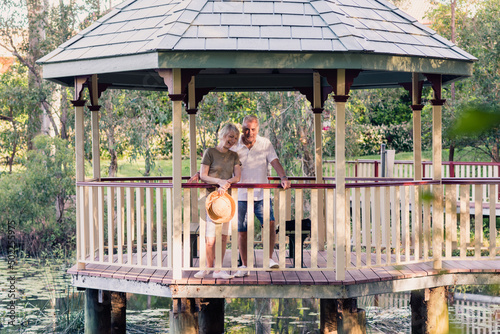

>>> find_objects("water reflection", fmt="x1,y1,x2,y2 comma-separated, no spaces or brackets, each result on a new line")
225,298,319,333
1,258,498,333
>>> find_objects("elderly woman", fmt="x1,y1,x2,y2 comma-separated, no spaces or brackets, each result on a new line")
194,123,241,279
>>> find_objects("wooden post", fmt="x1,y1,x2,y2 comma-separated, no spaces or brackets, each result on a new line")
90,73,101,181
111,292,126,334
85,289,111,334
320,298,366,334
170,69,184,279
334,69,348,281
412,73,423,181
411,287,449,334
72,77,87,270
187,76,199,236
199,298,224,334
89,104,101,258
157,68,185,277
428,74,445,270
170,298,198,334
313,71,325,250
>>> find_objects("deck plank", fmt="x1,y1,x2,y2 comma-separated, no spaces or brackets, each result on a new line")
282,269,300,285
69,248,500,290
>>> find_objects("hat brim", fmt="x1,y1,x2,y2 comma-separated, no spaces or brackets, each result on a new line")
206,191,236,224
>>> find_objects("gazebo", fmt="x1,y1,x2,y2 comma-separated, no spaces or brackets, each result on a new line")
39,0,500,332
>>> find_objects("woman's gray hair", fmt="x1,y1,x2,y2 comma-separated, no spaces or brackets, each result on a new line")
219,123,240,141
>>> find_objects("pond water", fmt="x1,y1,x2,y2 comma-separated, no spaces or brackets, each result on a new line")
1,258,498,333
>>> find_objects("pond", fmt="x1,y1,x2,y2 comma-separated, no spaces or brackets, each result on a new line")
1,258,498,333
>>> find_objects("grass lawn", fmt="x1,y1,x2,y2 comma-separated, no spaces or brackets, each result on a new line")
93,146,493,178
346,147,492,162
93,158,201,178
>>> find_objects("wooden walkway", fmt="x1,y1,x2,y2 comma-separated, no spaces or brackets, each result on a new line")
68,250,500,299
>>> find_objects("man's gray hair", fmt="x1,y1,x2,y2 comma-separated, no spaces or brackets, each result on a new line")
242,114,259,125
219,123,240,141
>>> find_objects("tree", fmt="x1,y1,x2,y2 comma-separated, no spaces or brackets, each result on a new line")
0,64,31,172
0,0,87,144
427,0,500,161
0,135,75,226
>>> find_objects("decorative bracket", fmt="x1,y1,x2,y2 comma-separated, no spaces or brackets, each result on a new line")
424,73,446,105
156,68,202,98
86,74,109,107
73,76,90,102
399,81,424,105
317,69,362,97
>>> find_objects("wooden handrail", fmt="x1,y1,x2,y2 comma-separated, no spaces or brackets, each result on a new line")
325,159,500,167
79,177,500,189
77,181,173,188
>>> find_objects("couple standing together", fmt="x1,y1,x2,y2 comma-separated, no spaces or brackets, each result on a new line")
191,115,291,279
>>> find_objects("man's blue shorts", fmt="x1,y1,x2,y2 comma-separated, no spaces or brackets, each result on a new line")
238,199,275,232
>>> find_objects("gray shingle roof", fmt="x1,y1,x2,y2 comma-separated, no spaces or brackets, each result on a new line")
39,0,475,64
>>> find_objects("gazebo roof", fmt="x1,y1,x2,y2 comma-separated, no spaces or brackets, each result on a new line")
39,0,476,91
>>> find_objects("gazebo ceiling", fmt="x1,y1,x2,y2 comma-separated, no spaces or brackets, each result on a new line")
38,0,476,91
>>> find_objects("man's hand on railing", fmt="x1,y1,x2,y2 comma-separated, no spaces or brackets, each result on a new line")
280,176,291,190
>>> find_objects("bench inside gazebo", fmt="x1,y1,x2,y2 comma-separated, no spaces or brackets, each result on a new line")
38,0,500,332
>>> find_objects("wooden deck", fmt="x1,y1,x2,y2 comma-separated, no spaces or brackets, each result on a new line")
68,250,500,299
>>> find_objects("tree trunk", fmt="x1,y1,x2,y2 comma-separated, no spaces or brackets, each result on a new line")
7,107,18,173
103,94,118,177
299,124,315,176
492,139,500,162
60,88,69,140
26,0,46,149
448,142,455,162
107,127,118,177
56,193,66,223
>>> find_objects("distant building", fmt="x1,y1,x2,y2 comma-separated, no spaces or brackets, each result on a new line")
0,45,16,74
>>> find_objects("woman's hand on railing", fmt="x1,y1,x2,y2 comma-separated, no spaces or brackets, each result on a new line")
217,179,231,194
187,171,200,183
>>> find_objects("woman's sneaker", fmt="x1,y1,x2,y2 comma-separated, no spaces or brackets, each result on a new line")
269,258,279,269
234,265,249,278
194,270,210,278
213,271,233,279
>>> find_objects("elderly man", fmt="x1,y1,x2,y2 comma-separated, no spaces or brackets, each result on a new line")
233,115,291,277
190,115,291,277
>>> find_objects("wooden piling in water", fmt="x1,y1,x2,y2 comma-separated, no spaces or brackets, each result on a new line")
85,289,111,334
320,298,366,334
170,298,199,334
411,287,449,334
111,291,126,334
199,298,225,334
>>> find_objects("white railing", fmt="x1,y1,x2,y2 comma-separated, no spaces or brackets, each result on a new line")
76,178,174,270
75,176,500,279
324,160,500,180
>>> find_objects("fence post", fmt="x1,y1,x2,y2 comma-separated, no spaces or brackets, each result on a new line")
374,161,379,177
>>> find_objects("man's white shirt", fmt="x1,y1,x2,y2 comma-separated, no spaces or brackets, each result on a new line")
231,135,278,201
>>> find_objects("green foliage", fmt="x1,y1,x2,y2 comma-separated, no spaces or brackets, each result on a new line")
0,135,75,229
350,88,413,126
449,103,500,138
257,92,315,176
0,64,31,171
197,92,255,154
345,122,413,156
427,0,500,161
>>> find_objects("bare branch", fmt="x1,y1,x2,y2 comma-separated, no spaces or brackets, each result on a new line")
0,114,13,121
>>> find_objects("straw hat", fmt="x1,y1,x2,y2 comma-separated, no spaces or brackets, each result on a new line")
206,191,236,224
